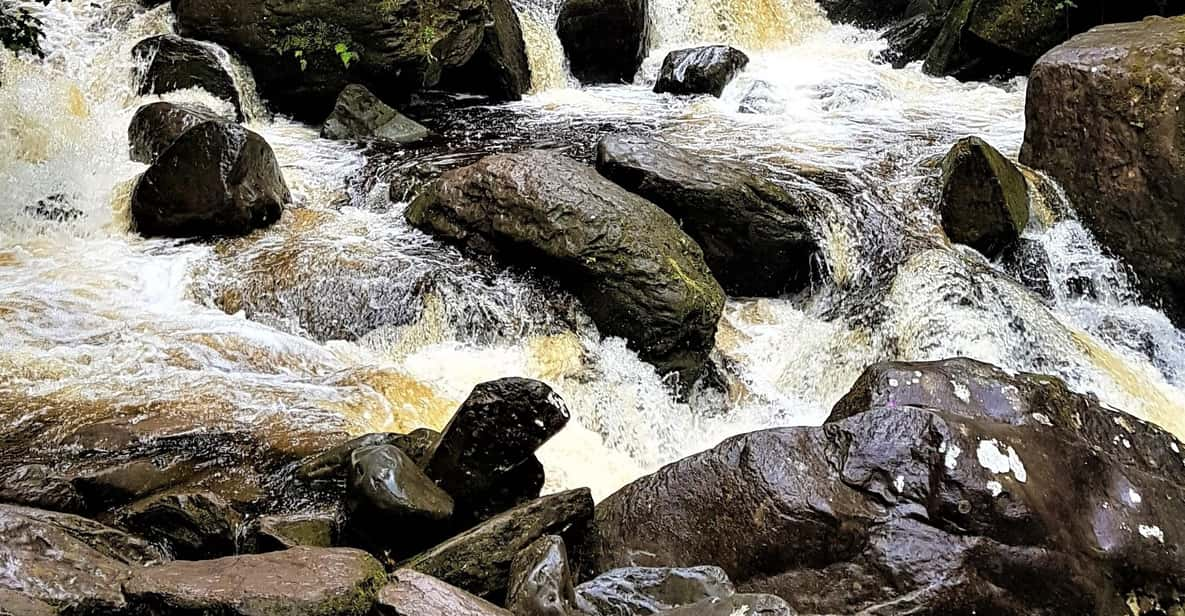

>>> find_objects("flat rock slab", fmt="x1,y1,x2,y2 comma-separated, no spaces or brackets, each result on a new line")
375,569,513,615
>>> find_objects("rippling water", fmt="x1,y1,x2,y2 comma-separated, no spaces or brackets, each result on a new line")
2,0,1183,500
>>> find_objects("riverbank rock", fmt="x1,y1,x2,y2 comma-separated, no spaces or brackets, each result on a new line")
596,135,818,297
574,566,734,615
321,84,430,144
125,547,385,615
376,569,514,615
507,535,576,616
654,46,749,97
405,150,725,384
132,34,242,120
440,0,530,100
939,136,1028,258
116,491,241,559
130,118,290,238
557,0,648,84
583,357,1185,614
172,0,490,120
128,101,225,164
1020,16,1185,325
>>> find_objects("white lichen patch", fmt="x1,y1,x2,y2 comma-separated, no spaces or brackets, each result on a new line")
888,378,899,387
1007,447,1027,482
894,475,905,493
1172,442,1180,454
987,480,1003,497
1139,525,1165,543
977,439,1027,483
1127,489,1142,505
951,380,970,403
1113,415,1135,433
945,443,962,470
1122,438,1132,449
1032,413,1053,426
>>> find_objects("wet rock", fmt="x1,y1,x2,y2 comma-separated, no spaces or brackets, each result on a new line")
132,34,242,120
574,567,734,616
662,594,796,616
1000,237,1053,299
0,590,57,616
0,464,87,513
507,535,576,616
584,358,1185,614
116,491,241,559
557,0,648,84
816,0,912,27
813,81,891,111
405,150,725,383
172,0,489,120
938,136,1029,258
423,378,567,521
403,489,594,601
1020,16,1185,325
737,80,784,115
70,457,199,510
440,0,530,100
128,101,225,165
321,84,430,144
654,46,749,98
125,546,385,615
877,13,943,68
375,569,514,615
344,444,454,554
596,134,818,297
249,512,337,552
297,430,438,483
24,193,83,223
130,118,290,238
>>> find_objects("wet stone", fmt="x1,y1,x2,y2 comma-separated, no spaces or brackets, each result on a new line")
507,535,577,616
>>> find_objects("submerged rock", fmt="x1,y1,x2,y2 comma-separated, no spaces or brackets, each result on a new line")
574,566,734,615
596,134,818,297
507,535,577,616
440,0,531,100
321,84,430,144
654,46,749,97
132,34,242,119
1020,16,1185,325
116,491,241,560
375,569,514,615
663,594,796,616
557,0,648,84
127,101,225,165
404,150,725,383
737,80,785,115
1000,237,1053,299
938,136,1028,258
130,118,290,238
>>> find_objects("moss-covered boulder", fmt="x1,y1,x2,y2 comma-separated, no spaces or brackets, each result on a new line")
938,136,1028,258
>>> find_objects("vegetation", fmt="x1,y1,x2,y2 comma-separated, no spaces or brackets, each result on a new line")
0,0,52,57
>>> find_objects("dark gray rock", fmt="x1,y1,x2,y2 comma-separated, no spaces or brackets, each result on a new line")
116,491,241,559
132,34,242,120
1000,237,1053,299
321,84,430,144
507,535,576,616
816,0,912,27
654,46,749,98
939,136,1029,258
347,444,454,530
128,101,225,165
440,0,531,100
574,567,734,616
557,0,648,84
877,13,943,68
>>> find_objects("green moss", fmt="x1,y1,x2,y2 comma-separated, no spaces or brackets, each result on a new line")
272,19,356,59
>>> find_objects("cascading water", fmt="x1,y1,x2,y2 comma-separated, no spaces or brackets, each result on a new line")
2,0,1184,505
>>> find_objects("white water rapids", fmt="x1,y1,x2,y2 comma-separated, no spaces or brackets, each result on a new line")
2,0,1184,501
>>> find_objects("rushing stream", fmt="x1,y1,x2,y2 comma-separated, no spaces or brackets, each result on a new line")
3,0,1185,502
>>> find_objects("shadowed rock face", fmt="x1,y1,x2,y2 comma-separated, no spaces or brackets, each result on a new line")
1020,16,1185,326
557,0,648,84
583,358,1185,615
938,136,1029,259
440,0,531,100
321,84,430,144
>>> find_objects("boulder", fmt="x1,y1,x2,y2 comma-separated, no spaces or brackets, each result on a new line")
0,464,87,513
172,0,490,120
938,136,1029,258
70,457,201,510
404,150,725,383
440,0,531,100
130,118,290,238
321,84,430,144
877,13,943,69
816,0,912,27
556,0,648,84
124,547,386,615
596,135,818,297
583,358,1185,614
403,489,594,601
653,46,749,98
1019,16,1185,325
249,512,336,552
128,101,225,165
132,34,242,120
344,444,455,556
375,569,513,615
296,430,439,483
507,535,576,616
574,567,734,616
116,491,241,559
662,594,796,616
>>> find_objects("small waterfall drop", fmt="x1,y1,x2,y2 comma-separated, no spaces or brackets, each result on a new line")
513,1,576,92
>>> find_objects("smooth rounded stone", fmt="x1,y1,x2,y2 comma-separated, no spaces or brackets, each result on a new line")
172,0,489,120
128,101,226,164
405,150,725,384
249,512,337,552
297,430,439,483
132,34,242,119
574,567,734,616
661,594,796,616
999,237,1053,299
439,0,530,100
0,504,165,614
584,357,1185,614
556,0,648,84
653,46,749,98
321,84,430,144
375,569,513,616
423,378,568,519
124,547,386,616
938,136,1029,259
130,119,290,238
0,464,87,513
403,489,594,602
595,134,818,297
1020,16,1185,326
348,444,454,522
507,535,576,616
737,80,784,115
116,491,241,560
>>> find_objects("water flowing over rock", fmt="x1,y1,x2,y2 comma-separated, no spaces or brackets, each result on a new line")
574,566,734,615
596,134,818,297
132,34,243,120
877,13,943,69
938,136,1029,258
127,101,226,164
375,569,514,615
654,46,749,97
556,0,648,84
663,594,797,616
737,80,785,115
130,118,290,238
506,535,577,616
0,465,87,514
1020,15,1185,326
439,0,531,100
321,84,431,144
583,358,1185,614
404,150,725,384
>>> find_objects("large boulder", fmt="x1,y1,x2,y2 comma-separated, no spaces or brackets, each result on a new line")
596,135,818,297
127,101,226,165
404,150,725,383
440,0,531,100
653,46,749,98
583,358,1185,614
938,136,1029,258
344,444,455,556
877,13,944,69
1020,16,1185,325
375,569,513,615
130,118,290,238
556,0,648,84
132,34,243,120
321,83,430,144
171,0,490,120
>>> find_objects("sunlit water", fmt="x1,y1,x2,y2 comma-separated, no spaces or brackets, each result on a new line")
2,0,1184,501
